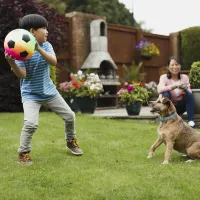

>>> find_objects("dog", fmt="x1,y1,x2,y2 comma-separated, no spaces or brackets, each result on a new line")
147,97,200,165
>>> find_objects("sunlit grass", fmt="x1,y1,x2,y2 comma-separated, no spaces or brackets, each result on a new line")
0,112,200,200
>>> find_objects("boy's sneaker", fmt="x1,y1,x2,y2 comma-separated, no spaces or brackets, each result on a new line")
67,138,83,155
18,152,33,166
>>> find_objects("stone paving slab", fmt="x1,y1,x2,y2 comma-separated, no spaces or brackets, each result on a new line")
93,106,200,125
92,106,159,122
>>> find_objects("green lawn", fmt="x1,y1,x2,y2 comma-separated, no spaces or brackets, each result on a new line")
0,112,200,200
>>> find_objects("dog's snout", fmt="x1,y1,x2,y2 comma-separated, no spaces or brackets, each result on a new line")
150,108,156,113
148,101,156,107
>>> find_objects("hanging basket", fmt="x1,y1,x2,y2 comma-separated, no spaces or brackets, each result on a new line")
141,55,152,60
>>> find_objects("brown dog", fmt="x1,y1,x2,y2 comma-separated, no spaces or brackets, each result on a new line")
147,97,200,165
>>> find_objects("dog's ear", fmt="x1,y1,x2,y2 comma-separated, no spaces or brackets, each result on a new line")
161,97,171,105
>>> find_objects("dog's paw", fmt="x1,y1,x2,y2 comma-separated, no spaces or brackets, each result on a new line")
147,152,153,159
161,160,169,165
185,159,194,163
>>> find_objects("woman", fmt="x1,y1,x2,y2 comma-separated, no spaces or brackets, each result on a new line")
157,56,196,128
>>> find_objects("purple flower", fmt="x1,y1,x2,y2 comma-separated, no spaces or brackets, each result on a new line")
127,85,133,92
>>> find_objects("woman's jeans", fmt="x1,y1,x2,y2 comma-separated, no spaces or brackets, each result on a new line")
162,91,194,121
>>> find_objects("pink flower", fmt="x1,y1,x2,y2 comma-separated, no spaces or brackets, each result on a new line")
117,88,124,95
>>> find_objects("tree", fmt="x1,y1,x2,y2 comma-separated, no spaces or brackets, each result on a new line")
36,0,66,15
0,0,67,53
65,0,136,27
0,0,67,111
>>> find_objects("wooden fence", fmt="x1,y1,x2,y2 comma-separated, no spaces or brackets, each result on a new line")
107,24,170,83
56,19,172,84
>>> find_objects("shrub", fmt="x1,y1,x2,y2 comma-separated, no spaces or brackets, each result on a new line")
0,0,67,53
50,65,57,86
189,61,200,88
180,27,200,70
0,0,65,111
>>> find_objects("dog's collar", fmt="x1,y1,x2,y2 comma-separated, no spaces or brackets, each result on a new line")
159,113,177,122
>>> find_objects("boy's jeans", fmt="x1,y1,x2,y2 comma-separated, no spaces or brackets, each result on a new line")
162,91,194,122
18,95,76,153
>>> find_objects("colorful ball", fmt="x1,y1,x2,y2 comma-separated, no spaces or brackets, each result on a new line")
4,29,36,61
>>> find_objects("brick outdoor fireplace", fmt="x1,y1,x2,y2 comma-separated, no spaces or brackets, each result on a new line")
80,19,120,107
65,12,120,107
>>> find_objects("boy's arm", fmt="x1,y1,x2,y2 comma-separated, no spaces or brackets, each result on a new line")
36,42,57,66
5,53,26,79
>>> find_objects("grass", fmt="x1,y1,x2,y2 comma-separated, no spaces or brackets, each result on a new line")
0,112,200,200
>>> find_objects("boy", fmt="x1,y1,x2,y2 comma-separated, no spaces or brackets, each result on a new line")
5,14,83,166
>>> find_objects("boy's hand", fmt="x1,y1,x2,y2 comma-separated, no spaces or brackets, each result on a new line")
35,40,41,52
4,52,15,64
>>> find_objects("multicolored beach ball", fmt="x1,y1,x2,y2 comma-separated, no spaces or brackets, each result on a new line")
4,29,36,60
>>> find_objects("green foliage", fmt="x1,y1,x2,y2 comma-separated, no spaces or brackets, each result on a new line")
180,27,200,70
189,61,200,88
36,0,66,14
65,0,136,27
117,82,150,104
0,0,66,53
50,65,57,86
122,61,145,83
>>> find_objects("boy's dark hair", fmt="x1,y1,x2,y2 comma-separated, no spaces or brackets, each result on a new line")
19,14,48,31
167,56,181,80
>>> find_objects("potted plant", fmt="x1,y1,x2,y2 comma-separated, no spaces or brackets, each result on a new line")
77,71,104,114
117,82,150,115
145,81,158,101
189,61,200,114
136,40,160,60
59,82,79,113
122,60,145,83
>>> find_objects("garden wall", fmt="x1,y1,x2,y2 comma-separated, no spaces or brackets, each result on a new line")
63,12,178,84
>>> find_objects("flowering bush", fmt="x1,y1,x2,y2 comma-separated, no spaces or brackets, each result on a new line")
136,40,160,57
59,81,78,98
59,70,104,99
145,81,158,99
59,70,84,98
77,71,104,98
117,82,150,104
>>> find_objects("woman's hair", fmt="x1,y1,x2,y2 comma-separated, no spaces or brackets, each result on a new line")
19,14,48,31
167,56,181,79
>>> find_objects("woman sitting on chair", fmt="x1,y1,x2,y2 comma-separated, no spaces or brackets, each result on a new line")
157,56,196,128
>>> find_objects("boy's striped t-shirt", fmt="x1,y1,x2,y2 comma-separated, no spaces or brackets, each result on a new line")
15,41,59,103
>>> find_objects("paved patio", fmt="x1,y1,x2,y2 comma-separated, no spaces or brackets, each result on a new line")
92,106,160,123
92,106,198,125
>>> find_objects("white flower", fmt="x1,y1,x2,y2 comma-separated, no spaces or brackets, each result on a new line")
94,74,100,82
90,84,95,90
95,83,103,90
77,70,83,76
